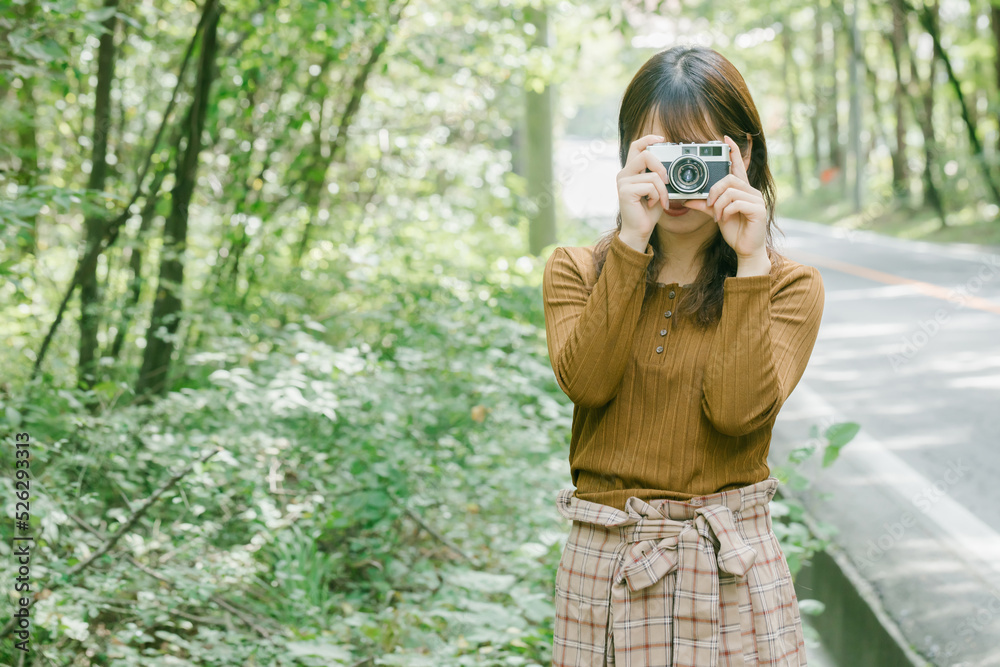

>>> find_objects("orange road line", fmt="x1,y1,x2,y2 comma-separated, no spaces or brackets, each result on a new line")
787,249,1000,316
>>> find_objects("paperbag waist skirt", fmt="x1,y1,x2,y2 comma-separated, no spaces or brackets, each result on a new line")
552,476,808,667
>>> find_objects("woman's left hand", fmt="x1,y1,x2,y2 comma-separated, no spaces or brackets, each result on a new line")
684,135,767,259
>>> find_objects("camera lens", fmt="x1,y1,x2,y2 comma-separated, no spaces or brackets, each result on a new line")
668,156,708,194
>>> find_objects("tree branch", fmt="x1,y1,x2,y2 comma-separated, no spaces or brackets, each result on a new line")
0,447,222,640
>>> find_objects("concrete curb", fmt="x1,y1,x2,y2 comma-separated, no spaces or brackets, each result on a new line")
776,487,934,667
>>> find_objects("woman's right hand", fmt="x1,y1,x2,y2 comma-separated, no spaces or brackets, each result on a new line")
616,134,670,248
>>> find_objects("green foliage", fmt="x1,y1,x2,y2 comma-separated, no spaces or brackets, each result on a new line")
0,262,571,663
769,420,859,627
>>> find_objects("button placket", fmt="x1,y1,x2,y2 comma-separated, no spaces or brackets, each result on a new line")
652,287,677,357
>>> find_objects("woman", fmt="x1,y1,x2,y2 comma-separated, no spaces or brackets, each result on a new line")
541,45,825,666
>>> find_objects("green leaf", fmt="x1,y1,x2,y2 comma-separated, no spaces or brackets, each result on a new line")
286,641,353,660
5,405,22,428
85,6,118,22
822,443,843,468
787,443,816,464
449,569,516,593
824,422,860,448
787,468,810,491
798,598,826,616
21,38,68,63
770,464,792,485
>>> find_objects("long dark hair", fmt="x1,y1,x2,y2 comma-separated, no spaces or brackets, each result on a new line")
592,45,786,329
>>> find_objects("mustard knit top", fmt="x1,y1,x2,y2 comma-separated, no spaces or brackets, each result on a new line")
541,231,825,511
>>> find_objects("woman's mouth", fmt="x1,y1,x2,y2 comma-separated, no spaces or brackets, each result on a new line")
664,201,689,217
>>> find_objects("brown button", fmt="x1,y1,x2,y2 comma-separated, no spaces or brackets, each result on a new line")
664,310,672,318
660,329,667,336
655,345,664,353
668,290,676,298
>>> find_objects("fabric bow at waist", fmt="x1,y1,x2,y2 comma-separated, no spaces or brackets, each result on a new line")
616,503,758,591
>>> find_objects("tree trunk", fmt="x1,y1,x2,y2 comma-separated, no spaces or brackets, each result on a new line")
811,9,823,176
889,0,909,199
108,166,168,360
15,76,38,255
917,0,1000,206
12,0,39,255
78,0,119,392
525,3,557,256
847,0,862,212
827,15,843,176
135,0,221,399
904,6,948,227
780,25,803,195
993,4,1000,156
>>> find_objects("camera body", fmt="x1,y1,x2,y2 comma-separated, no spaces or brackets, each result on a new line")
644,140,731,199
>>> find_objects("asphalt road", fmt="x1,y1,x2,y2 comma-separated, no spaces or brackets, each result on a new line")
772,219,1000,667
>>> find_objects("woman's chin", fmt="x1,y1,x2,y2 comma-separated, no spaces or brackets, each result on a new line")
658,207,713,227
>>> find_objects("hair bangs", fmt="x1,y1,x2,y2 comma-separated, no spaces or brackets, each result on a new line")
645,93,719,145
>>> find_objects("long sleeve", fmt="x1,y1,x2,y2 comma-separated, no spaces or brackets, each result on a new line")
542,233,654,408
701,264,825,437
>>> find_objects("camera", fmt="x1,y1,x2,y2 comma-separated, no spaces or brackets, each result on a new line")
644,140,731,199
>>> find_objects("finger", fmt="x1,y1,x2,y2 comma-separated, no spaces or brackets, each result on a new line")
621,173,669,210
720,199,763,223
712,189,755,221
623,134,666,175
640,150,671,183
624,182,662,210
684,199,709,214
621,140,669,181
725,135,750,185
706,174,756,207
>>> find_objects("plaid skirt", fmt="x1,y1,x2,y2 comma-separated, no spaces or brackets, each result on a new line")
552,476,807,666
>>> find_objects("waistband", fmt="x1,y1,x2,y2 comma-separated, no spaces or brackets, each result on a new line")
557,476,779,528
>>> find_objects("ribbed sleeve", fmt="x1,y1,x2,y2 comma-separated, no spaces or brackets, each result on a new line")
542,233,654,408
701,266,826,436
